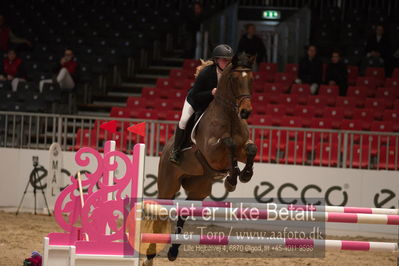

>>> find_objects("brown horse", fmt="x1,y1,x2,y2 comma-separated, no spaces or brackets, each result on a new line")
143,53,257,265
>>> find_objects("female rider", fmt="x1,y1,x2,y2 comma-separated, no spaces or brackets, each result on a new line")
169,44,234,164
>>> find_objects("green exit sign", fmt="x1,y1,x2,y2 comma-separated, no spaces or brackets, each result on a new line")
263,10,280,19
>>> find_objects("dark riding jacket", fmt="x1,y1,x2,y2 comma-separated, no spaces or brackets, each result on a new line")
186,64,218,112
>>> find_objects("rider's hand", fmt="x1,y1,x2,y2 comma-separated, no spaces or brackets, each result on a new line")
212,88,217,95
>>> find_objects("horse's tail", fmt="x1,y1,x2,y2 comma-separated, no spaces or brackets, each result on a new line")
194,59,214,78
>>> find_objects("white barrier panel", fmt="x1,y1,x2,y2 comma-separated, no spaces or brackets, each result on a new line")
1,147,398,237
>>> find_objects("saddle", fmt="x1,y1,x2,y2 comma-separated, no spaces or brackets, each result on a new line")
180,111,228,176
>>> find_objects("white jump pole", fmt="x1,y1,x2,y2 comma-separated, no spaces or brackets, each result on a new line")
144,199,399,215
143,204,399,225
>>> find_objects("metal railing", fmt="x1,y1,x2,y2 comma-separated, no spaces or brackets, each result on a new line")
1,111,398,171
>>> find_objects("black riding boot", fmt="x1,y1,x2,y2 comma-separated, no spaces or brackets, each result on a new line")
169,127,185,164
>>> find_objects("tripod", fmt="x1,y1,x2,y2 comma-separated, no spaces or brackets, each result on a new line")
16,164,51,216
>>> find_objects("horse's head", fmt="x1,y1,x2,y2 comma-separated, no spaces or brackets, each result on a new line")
229,52,256,120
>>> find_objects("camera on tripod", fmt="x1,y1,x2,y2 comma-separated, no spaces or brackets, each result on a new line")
32,156,39,167
16,155,51,216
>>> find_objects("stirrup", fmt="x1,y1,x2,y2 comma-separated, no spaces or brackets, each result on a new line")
169,149,181,164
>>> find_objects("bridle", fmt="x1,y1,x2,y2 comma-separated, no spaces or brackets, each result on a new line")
215,67,252,113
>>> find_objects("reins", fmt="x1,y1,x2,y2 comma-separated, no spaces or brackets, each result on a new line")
215,67,252,113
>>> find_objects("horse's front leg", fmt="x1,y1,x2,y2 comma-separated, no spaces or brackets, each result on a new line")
167,215,187,261
239,140,257,183
221,137,240,192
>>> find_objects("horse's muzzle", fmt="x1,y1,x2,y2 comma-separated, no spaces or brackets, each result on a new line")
240,109,252,119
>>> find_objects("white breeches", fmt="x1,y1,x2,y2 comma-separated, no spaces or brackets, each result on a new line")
11,78,26,92
178,99,195,130
39,68,75,92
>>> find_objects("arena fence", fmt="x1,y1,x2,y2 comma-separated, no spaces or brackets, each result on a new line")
0,111,398,170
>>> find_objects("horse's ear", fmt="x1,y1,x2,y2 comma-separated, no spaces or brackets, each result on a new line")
249,55,257,66
231,53,239,67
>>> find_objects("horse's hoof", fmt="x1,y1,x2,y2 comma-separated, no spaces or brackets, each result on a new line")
167,247,179,261
239,168,253,183
143,259,153,266
224,178,236,192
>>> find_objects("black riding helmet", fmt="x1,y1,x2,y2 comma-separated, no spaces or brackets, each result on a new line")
212,44,234,59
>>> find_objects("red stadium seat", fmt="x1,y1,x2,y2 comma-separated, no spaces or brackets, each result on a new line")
377,146,398,170
253,104,267,115
254,138,278,162
169,78,187,90
181,79,195,90
263,83,289,94
127,108,143,118
266,105,286,116
104,132,130,152
253,72,267,84
284,63,298,76
74,129,97,150
170,100,183,111
258,62,278,74
253,93,268,104
126,96,143,109
322,107,345,120
249,114,272,126
169,69,189,79
279,94,298,106
365,98,393,109
384,78,399,88
356,76,377,91
335,96,365,108
274,72,295,85
307,95,331,116
365,67,385,86
156,78,173,89
279,141,306,164
183,59,200,72
392,68,399,79
157,123,176,145
169,89,186,100
252,81,264,93
395,99,399,110
313,143,339,166
157,89,171,99
294,105,315,118
371,121,394,132
110,107,129,118
308,95,329,108
346,145,371,168
312,118,333,129
376,87,398,98
347,66,359,85
142,87,159,99
281,116,303,128
319,84,339,96
291,84,311,95
343,107,355,119
154,99,173,111
267,94,282,105
340,119,364,131
165,110,181,121
353,108,381,122
138,109,158,120
383,110,399,121
347,86,368,98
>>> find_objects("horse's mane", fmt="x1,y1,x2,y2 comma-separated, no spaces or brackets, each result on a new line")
215,64,234,98
194,59,214,78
